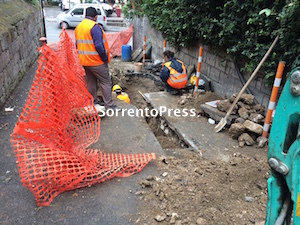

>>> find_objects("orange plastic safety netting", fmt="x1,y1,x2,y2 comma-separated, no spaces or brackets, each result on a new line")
48,25,133,58
10,29,155,206
106,24,133,57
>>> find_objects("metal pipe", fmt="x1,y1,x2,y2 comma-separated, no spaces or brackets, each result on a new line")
40,0,47,42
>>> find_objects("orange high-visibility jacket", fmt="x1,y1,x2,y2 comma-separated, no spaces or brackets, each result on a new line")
75,19,110,66
164,60,187,89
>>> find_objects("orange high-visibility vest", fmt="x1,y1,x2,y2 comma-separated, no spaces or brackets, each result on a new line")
75,19,110,66
117,93,130,104
164,60,187,89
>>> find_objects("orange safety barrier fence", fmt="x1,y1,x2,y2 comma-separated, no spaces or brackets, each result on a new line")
106,24,133,58
48,25,133,59
10,29,155,206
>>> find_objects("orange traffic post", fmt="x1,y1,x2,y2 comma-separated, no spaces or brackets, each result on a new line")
163,39,167,68
193,46,203,96
262,61,285,138
143,36,146,66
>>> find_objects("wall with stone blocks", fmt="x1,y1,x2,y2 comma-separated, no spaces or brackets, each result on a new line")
0,1,41,107
133,16,272,109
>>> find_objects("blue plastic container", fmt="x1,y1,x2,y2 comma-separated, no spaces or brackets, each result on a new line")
121,45,131,62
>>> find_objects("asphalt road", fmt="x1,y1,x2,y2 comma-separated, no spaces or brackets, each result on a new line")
44,6,128,43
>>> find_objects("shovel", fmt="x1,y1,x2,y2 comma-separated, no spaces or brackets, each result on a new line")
214,34,279,133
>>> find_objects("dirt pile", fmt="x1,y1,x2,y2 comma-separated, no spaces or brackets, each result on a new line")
134,150,268,225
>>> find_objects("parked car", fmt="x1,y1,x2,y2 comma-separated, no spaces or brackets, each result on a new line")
90,0,114,16
61,0,81,11
101,3,113,16
56,3,107,30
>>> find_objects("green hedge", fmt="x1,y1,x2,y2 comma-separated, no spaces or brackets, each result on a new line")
130,0,299,83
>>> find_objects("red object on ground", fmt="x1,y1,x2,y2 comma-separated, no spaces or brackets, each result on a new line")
10,29,155,206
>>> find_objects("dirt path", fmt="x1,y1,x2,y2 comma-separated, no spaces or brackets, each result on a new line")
109,58,269,225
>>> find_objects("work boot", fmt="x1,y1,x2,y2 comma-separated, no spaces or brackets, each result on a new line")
94,98,104,106
94,104,106,113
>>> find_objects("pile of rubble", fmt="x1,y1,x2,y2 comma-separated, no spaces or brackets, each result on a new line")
217,93,266,147
135,150,268,224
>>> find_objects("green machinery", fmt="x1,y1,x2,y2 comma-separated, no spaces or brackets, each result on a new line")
266,67,300,224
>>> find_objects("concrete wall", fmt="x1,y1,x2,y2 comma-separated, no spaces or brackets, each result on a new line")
133,16,272,108
0,0,41,107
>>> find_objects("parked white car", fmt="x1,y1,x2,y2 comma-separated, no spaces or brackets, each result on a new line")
100,3,113,16
56,3,107,30
91,0,114,16
61,0,81,11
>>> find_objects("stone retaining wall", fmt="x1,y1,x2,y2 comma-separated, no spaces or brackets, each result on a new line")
133,16,272,108
0,0,42,107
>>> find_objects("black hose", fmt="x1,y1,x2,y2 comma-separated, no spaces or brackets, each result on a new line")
234,62,258,105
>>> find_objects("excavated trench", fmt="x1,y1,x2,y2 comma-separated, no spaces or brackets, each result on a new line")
113,71,190,149
109,60,222,150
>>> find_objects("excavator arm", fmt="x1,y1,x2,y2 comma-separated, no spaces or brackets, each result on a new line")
266,67,300,224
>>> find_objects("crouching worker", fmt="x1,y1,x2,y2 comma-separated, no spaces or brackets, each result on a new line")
160,50,187,95
112,84,130,104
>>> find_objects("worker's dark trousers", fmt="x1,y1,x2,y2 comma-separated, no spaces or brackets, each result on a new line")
84,63,114,108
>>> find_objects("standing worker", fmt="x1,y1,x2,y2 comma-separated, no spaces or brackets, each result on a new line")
160,50,187,95
75,7,119,111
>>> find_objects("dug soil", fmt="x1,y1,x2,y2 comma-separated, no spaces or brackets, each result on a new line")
109,58,269,225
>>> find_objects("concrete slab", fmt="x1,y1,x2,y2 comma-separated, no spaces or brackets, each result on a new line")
144,91,254,161
200,103,238,125
0,63,163,225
